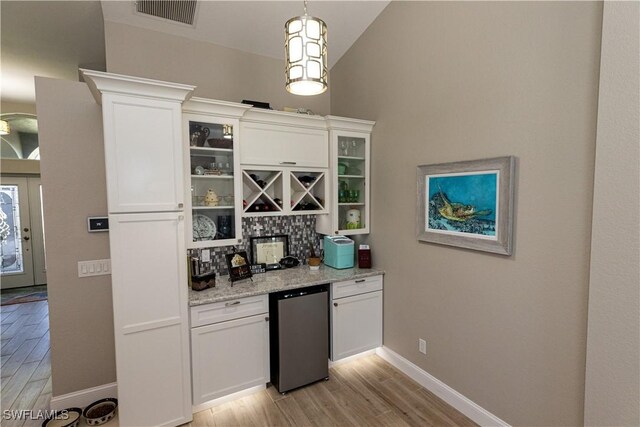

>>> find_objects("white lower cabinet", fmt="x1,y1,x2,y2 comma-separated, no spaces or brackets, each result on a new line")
190,295,270,408
109,212,192,427
331,275,383,361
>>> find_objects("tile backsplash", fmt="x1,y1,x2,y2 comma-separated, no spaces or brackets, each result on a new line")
188,215,322,276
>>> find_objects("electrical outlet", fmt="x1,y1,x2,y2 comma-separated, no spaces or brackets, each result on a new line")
419,338,427,355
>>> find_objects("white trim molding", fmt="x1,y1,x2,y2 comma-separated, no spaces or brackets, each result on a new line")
376,347,510,427
80,69,195,105
50,382,118,411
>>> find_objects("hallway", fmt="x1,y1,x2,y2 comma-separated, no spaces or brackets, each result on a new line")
1,300,51,426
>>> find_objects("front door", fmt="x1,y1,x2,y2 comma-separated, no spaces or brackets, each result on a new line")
0,176,46,288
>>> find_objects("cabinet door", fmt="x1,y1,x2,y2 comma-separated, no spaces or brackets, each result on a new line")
191,314,270,406
102,93,184,213
240,122,328,168
184,115,242,248
109,212,191,426
316,127,373,236
331,291,382,361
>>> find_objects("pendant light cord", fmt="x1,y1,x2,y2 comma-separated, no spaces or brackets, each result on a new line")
304,0,308,15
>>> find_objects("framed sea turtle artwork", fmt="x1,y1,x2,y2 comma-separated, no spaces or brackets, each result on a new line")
416,157,516,255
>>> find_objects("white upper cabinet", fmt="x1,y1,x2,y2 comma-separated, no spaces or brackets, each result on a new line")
81,69,195,214
182,98,251,248
316,116,375,236
240,109,328,168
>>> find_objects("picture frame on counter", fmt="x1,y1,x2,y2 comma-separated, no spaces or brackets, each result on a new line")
250,234,289,266
225,251,253,284
416,156,516,255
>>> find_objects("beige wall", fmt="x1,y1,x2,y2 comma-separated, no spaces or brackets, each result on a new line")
331,2,602,425
584,2,640,425
35,77,116,396
1,101,37,115
104,21,330,116
0,159,40,175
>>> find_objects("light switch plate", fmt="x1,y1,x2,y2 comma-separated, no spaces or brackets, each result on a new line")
78,259,111,278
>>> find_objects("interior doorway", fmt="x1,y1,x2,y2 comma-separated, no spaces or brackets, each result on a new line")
0,176,47,289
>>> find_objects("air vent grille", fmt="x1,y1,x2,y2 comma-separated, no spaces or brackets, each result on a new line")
135,0,197,26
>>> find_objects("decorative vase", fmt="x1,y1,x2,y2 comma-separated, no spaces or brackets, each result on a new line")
346,209,361,229
204,189,219,207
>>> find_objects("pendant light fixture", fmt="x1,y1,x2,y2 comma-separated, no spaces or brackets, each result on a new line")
285,0,327,96
0,119,9,135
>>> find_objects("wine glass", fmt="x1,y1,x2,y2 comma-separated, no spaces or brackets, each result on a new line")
349,140,358,157
339,140,348,156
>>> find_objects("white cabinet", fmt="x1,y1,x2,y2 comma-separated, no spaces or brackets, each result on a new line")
82,70,195,427
109,212,192,426
190,295,270,409
240,109,328,168
316,116,375,236
183,98,251,248
83,71,193,214
331,275,383,361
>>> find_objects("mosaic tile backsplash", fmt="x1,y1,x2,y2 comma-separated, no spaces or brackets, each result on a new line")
188,215,322,276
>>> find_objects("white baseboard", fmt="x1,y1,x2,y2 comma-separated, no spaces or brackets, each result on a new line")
376,347,510,427
50,382,118,411
192,384,265,413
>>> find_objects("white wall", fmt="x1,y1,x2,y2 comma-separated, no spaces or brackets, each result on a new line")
584,2,640,425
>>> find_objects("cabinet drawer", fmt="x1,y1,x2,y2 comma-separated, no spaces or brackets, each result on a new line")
190,294,268,327
332,275,383,299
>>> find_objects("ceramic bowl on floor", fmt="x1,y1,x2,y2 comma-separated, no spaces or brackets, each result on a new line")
83,398,118,426
42,408,82,427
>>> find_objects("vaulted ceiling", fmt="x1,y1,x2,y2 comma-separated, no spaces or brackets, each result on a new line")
1,1,389,105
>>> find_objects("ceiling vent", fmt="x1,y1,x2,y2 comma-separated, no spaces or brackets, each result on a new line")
135,0,197,26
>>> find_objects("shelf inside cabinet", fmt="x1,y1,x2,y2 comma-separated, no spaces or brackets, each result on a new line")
190,147,233,155
193,206,235,210
191,174,234,179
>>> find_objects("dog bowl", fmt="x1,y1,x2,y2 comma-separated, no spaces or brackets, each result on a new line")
83,398,118,426
41,408,82,427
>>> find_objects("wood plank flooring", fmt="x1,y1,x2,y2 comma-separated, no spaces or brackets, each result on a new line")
188,355,477,427
1,300,51,427
1,301,475,426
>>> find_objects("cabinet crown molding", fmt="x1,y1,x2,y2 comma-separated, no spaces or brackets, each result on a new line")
183,98,252,118
242,108,328,130
80,69,195,105
325,115,375,133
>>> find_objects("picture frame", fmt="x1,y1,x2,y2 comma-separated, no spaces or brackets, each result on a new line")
225,251,253,284
250,234,289,265
417,156,516,255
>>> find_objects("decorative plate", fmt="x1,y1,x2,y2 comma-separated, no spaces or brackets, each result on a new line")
193,214,217,241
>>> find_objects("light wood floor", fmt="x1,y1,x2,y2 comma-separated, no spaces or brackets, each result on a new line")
0,302,476,427
1,300,52,427
189,355,477,427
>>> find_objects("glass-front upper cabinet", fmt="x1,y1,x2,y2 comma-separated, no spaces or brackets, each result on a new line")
183,99,251,248
316,116,375,236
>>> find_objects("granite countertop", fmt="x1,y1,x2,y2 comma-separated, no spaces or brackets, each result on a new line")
189,265,385,306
